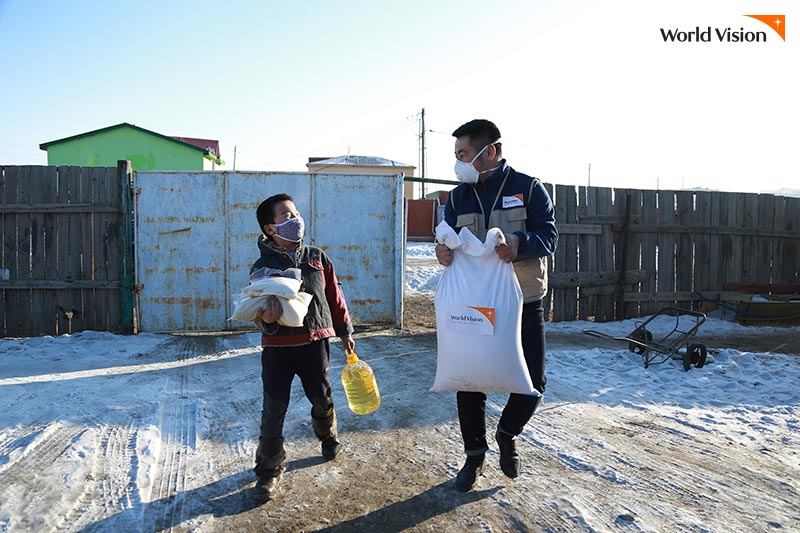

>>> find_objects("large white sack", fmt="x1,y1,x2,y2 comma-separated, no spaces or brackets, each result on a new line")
431,221,535,394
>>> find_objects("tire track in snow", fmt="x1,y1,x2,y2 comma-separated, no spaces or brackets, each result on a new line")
53,334,257,533
0,423,88,532
0,424,47,473
143,336,196,533
571,414,726,524
510,402,799,531
141,334,254,533
184,334,264,514
55,420,142,532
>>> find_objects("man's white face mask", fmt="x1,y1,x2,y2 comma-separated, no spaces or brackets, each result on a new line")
453,141,497,184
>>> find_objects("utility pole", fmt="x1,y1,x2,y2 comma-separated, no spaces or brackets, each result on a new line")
419,108,426,199
233,145,237,171
588,163,591,187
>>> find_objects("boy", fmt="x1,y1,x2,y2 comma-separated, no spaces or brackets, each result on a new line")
251,193,355,501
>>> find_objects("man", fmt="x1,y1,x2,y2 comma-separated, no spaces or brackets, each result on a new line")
435,119,558,491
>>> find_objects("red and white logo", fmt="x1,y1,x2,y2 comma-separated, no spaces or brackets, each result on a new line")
502,194,524,208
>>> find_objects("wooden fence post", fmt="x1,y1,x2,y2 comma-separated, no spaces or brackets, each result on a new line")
615,193,632,320
117,160,135,334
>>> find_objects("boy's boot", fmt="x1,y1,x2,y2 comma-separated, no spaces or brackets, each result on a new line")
495,428,520,478
254,437,286,501
312,409,341,460
455,453,485,492
311,394,341,460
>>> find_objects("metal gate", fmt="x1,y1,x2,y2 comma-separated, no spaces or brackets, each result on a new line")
134,171,403,332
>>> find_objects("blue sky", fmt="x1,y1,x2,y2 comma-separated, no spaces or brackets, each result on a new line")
1,0,797,195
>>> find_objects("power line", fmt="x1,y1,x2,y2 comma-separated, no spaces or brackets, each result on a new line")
246,115,419,169
353,120,417,155
296,120,419,174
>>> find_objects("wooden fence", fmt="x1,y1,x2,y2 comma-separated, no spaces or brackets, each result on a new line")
544,184,800,322
2,166,798,336
1,163,134,337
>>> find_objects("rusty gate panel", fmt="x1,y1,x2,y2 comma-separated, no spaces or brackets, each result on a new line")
135,171,403,332
134,172,227,332
310,173,403,325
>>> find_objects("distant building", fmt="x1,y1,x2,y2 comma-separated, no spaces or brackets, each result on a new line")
40,122,224,171
307,155,416,199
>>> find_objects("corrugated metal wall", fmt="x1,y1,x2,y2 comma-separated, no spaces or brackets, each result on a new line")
134,171,403,332
405,199,437,242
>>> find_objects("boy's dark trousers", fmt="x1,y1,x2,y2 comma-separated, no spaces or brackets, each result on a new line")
255,338,337,475
457,299,546,455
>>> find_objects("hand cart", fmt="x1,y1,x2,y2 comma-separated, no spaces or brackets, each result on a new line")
583,307,708,370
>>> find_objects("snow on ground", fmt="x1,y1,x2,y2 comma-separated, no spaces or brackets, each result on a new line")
404,242,442,295
0,242,798,532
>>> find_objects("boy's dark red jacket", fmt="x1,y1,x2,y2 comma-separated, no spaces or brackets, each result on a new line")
251,236,353,347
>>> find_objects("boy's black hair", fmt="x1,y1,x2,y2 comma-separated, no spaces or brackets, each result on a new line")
452,119,502,157
256,193,294,234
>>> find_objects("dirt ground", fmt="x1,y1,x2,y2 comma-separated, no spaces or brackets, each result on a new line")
3,294,798,532
179,296,797,532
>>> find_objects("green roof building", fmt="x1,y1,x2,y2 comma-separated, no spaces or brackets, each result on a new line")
40,122,224,171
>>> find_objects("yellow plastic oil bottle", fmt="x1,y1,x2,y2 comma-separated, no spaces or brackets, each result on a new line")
341,350,381,415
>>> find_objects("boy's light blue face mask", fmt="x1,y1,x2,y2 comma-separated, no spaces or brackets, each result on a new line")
274,215,305,242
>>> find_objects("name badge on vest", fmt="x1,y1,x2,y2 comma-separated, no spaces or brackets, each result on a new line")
502,194,524,208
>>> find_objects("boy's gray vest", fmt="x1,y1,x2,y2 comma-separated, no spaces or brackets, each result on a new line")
452,177,548,303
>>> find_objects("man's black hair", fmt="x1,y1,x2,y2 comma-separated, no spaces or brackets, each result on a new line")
257,193,294,234
452,119,502,157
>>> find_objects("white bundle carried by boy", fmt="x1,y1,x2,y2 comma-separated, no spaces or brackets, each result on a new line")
431,221,535,394
229,267,312,327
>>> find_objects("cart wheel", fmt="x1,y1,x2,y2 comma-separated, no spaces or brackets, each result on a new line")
689,343,707,368
628,328,653,355
682,350,693,371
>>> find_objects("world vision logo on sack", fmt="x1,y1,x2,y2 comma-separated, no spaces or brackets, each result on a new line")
448,306,496,335
660,14,785,43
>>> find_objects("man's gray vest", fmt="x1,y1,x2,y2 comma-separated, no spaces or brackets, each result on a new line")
452,177,548,303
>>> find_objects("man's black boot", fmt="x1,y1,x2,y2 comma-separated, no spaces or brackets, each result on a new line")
455,454,485,492
496,429,520,478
